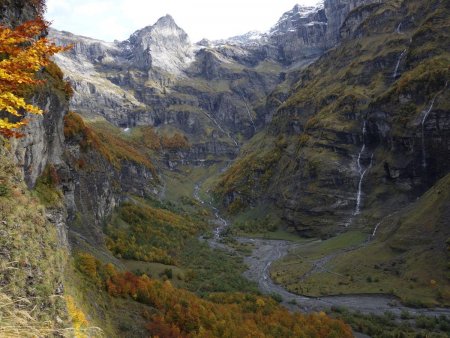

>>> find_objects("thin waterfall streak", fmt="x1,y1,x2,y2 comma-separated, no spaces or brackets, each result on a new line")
393,49,406,78
372,220,382,237
203,111,239,147
421,82,447,168
372,211,400,237
345,121,372,226
354,153,373,216
421,97,436,168
241,95,256,132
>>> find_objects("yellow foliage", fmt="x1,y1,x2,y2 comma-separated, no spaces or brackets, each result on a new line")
0,19,68,137
75,252,100,282
66,296,89,338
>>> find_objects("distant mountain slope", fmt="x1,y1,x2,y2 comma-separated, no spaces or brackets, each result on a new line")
50,1,371,170
215,0,450,236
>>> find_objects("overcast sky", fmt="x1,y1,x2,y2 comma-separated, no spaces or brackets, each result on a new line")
46,0,322,42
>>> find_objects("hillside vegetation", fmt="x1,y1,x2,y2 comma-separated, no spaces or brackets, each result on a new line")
0,143,68,336
72,251,353,338
272,173,450,307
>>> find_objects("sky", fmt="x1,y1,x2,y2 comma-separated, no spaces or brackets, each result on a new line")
45,0,322,43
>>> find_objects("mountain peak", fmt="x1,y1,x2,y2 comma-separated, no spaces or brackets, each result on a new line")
121,13,193,75
155,14,177,27
127,14,188,43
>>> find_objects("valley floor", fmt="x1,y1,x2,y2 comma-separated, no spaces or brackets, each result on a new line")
241,237,450,318
189,164,450,336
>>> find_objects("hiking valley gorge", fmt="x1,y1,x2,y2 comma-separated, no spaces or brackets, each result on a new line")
0,0,449,336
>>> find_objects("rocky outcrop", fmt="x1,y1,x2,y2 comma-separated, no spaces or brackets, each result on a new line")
61,140,159,245
10,82,69,188
324,0,382,46
0,2,67,188
50,29,145,124
0,0,39,25
339,2,384,40
269,3,328,63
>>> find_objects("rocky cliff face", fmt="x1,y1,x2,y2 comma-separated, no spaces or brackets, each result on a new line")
10,84,69,187
50,29,146,125
1,1,68,188
215,0,450,236
62,132,159,246
50,17,286,161
0,0,38,25
324,0,382,45
1,0,73,251
269,3,328,63
49,0,383,152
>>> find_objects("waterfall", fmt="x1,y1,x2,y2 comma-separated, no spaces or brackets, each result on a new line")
345,121,373,227
396,23,402,34
355,153,373,215
371,211,400,238
421,82,448,168
392,49,406,78
242,99,256,133
371,219,382,237
421,96,437,168
203,111,239,147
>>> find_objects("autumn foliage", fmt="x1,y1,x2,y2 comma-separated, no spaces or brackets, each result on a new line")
76,252,353,337
106,202,206,265
64,111,101,151
0,18,67,137
161,132,190,150
64,112,158,173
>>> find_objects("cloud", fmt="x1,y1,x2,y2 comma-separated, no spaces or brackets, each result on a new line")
46,0,322,42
